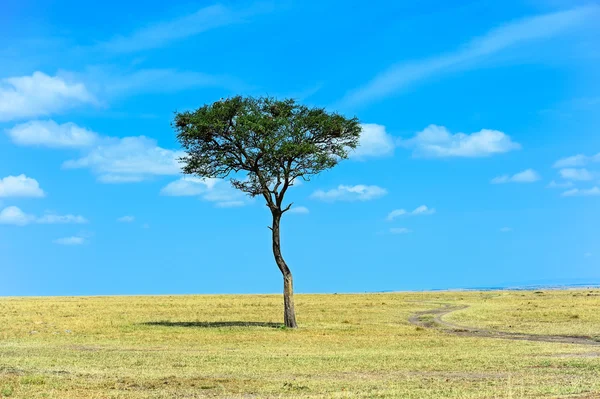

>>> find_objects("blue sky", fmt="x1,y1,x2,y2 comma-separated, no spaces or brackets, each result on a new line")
1,0,599,296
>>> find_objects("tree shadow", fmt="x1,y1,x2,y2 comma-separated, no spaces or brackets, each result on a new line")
142,321,282,328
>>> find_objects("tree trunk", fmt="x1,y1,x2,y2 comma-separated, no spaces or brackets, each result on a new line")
271,211,298,328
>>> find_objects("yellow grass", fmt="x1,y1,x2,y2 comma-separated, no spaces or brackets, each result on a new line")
1,290,600,398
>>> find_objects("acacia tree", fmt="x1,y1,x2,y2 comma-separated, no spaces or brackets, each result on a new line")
174,96,361,328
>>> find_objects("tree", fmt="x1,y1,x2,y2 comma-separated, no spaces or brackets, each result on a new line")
174,96,361,328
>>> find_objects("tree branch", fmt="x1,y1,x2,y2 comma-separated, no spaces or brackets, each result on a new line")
276,159,294,208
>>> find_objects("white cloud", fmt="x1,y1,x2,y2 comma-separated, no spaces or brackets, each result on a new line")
554,153,600,168
390,227,412,234
63,136,183,183
53,236,85,246
561,187,600,197
491,169,541,184
0,206,87,226
340,6,598,107
97,175,146,183
198,181,247,206
160,177,248,207
401,125,520,158
386,209,407,219
117,215,135,223
288,206,309,214
0,175,45,198
412,205,435,215
37,213,88,224
6,120,98,148
6,119,194,186
0,72,95,121
547,180,574,189
311,185,387,202
215,201,245,208
100,4,265,53
491,176,509,184
387,205,435,221
160,177,219,196
585,252,592,258
500,227,513,232
0,206,35,226
558,168,595,181
349,123,395,159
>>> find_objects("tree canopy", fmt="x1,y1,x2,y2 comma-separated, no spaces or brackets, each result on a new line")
174,96,361,213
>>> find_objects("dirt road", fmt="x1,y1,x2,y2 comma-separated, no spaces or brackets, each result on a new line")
409,302,600,346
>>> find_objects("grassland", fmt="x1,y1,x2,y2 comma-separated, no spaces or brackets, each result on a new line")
1,290,600,398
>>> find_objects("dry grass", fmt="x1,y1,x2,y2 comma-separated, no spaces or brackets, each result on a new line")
1,290,600,398
445,290,600,338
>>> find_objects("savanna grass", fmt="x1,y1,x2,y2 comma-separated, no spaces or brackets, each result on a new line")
1,290,599,398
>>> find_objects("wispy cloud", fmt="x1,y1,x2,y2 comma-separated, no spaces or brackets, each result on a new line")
386,205,435,221
553,153,600,168
0,206,87,226
37,213,88,224
53,236,86,246
100,3,269,53
215,200,246,208
390,227,412,234
161,177,249,207
160,177,219,196
283,83,323,102
117,215,135,223
547,180,574,189
288,206,309,214
311,185,387,202
491,169,541,184
340,6,598,107
79,67,250,97
562,186,600,197
558,168,595,181
400,125,520,158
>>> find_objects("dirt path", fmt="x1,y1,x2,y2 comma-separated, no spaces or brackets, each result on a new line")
409,302,600,346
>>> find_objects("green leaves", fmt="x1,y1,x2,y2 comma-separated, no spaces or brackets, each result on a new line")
174,96,361,210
